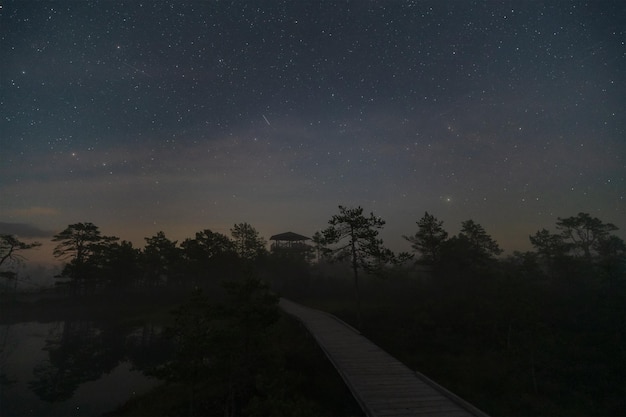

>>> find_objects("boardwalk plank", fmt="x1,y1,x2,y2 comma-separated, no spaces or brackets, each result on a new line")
280,298,489,417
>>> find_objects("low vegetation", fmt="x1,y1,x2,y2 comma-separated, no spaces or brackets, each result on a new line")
110,316,363,416
108,278,363,416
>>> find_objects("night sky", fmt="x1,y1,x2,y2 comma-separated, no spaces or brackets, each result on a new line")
1,1,625,264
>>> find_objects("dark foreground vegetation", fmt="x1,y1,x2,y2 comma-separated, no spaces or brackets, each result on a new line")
1,279,363,417
106,278,363,416
1,210,625,416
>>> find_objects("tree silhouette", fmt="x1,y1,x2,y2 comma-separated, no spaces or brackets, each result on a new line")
142,231,181,287
530,213,625,284
458,219,502,259
403,211,448,264
0,234,41,268
529,228,569,260
556,212,619,259
318,205,397,328
230,223,267,262
181,229,238,286
311,231,326,263
53,223,105,263
0,234,41,288
99,240,142,288
436,219,503,280
52,223,118,292
182,229,236,261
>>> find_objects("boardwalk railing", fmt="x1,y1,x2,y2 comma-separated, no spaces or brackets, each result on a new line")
280,298,490,417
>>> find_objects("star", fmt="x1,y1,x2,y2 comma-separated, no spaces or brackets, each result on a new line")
0,0,623,259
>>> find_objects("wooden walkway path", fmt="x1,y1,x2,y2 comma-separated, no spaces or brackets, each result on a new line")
280,298,489,417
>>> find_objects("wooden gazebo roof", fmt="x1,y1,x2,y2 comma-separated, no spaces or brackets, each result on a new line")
269,232,310,242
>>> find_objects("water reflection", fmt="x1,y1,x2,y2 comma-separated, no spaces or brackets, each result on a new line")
0,320,169,416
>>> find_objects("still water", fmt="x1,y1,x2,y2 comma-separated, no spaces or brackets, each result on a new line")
1,321,166,416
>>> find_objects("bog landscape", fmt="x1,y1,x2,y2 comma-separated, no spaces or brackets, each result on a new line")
1,209,624,416
2,2,624,416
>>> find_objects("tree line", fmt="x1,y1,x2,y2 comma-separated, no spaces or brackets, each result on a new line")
1,208,624,296
44,222,268,293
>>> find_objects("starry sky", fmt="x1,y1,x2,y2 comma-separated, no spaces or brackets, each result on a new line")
1,1,625,264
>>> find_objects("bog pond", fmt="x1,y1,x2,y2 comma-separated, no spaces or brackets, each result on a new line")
1,320,167,416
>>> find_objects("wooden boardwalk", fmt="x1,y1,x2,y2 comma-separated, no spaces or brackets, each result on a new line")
280,298,489,417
